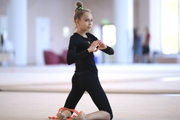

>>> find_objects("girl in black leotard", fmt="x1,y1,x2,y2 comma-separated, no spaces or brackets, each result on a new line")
57,1,114,120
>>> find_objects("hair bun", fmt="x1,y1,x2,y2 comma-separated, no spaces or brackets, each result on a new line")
76,1,83,8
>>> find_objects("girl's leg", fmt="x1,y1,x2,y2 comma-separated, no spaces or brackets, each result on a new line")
73,111,110,120
78,72,113,120
86,87,112,120
59,73,85,119
85,110,110,120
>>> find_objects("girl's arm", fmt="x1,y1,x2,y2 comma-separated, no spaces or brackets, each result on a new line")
96,40,114,55
66,37,89,65
101,45,114,55
88,33,114,55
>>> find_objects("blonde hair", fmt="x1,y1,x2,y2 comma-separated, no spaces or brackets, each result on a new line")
74,1,90,23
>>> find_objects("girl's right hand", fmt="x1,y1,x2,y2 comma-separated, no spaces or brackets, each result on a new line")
87,41,99,52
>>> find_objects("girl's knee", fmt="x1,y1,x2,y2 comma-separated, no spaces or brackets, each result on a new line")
109,112,113,120
107,111,113,120
101,110,113,120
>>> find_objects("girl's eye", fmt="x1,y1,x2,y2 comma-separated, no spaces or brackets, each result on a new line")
85,19,93,22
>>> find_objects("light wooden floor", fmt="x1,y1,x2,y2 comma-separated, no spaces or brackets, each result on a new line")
0,64,180,120
0,92,180,120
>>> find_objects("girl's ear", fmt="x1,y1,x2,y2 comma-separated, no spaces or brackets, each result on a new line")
75,19,79,26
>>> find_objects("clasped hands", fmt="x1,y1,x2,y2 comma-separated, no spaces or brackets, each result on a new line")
87,40,107,53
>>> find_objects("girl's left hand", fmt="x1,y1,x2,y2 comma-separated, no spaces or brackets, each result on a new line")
96,40,107,50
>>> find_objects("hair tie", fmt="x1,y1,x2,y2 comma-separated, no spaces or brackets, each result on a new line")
78,7,83,10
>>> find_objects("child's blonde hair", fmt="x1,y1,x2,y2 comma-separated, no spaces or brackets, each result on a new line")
74,1,90,23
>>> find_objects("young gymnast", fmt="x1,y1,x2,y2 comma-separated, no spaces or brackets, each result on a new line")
57,1,114,120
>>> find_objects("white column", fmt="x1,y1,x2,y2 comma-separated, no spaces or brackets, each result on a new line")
7,0,27,66
179,0,180,53
149,0,161,53
114,0,134,63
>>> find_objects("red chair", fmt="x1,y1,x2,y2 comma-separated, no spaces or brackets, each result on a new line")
60,50,68,64
43,51,61,65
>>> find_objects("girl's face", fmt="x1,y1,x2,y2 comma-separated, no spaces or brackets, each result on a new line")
76,12,93,33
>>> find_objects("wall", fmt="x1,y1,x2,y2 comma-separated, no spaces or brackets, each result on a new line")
82,0,114,24
27,0,114,65
134,0,149,42
0,0,8,15
0,0,8,34
28,0,75,65
0,0,160,65
134,0,162,54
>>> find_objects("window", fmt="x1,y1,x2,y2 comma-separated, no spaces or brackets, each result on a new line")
102,24,116,63
161,0,179,54
102,24,116,46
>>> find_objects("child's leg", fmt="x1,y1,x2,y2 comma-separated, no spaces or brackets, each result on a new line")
60,74,85,119
72,111,110,120
79,72,113,119
85,110,110,120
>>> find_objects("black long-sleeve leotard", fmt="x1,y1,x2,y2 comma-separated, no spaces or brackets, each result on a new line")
65,32,114,119
66,32,114,73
